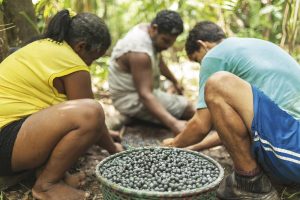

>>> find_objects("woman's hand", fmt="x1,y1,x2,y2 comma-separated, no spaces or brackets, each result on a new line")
115,142,124,153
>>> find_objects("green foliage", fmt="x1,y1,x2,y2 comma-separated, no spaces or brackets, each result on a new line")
19,11,40,34
90,56,110,90
31,0,299,53
281,185,300,200
101,0,299,59
30,0,300,85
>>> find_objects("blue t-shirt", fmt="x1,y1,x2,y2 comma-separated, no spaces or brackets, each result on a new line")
197,37,300,120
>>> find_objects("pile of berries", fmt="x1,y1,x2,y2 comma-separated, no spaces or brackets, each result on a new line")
100,148,220,192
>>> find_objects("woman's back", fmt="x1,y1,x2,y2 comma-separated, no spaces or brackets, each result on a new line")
0,39,89,128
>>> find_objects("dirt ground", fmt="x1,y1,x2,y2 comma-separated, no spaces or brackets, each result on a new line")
1,119,233,200
1,103,299,200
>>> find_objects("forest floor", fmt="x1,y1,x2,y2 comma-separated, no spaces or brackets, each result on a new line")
2,102,300,200
1,113,234,200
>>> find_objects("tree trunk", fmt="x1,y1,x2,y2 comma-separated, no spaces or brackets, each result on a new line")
3,0,37,47
74,0,94,13
0,6,8,62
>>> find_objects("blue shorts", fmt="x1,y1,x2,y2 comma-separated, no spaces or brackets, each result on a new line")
251,86,300,184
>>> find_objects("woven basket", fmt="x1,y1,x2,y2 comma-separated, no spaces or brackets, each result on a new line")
96,147,224,200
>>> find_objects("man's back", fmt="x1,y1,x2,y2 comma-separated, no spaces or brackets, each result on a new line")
199,38,300,119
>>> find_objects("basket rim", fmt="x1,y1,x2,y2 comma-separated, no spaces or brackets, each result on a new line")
95,147,224,198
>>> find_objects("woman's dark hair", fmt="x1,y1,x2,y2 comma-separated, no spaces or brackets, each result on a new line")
151,10,183,36
43,9,111,52
185,21,225,55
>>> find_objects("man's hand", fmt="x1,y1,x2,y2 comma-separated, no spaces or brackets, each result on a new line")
109,130,121,143
171,120,187,135
185,130,222,151
173,82,184,95
110,142,124,154
163,138,175,147
185,144,200,151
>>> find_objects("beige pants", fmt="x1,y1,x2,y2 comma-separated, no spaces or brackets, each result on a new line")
112,89,188,123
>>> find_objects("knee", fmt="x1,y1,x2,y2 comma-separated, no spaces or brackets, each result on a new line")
80,99,105,122
69,99,105,131
204,71,234,106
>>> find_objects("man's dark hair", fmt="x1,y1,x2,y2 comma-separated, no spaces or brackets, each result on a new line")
151,10,183,35
185,21,225,55
43,9,111,52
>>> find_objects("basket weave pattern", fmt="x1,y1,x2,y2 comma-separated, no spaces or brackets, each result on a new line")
96,147,224,200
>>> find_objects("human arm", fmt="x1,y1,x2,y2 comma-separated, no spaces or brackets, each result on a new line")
60,70,94,99
185,130,222,151
163,57,227,148
59,70,122,153
159,57,183,95
129,52,185,134
163,108,213,148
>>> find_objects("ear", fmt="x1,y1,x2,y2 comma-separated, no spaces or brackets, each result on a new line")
73,41,87,53
150,24,158,34
196,40,207,50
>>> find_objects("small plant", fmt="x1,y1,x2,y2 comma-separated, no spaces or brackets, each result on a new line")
0,191,4,200
281,186,300,200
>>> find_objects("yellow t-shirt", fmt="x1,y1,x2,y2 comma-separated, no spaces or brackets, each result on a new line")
0,39,89,128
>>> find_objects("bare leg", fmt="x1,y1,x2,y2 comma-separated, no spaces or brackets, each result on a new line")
36,168,86,188
63,172,86,188
11,99,116,200
204,72,258,172
205,72,279,199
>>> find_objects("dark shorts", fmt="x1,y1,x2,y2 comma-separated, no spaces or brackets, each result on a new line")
251,86,300,184
0,118,27,176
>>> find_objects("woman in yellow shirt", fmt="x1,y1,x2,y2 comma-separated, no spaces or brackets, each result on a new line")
0,9,122,199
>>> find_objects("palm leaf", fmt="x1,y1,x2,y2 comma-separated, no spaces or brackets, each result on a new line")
19,11,40,34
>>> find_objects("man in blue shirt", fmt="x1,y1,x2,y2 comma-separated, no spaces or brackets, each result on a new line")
164,21,300,199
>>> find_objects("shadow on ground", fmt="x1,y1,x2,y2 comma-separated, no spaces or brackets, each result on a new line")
1,120,299,200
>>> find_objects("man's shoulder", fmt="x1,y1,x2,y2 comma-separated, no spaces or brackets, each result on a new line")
124,51,152,64
125,23,149,39
111,23,154,59
206,37,261,58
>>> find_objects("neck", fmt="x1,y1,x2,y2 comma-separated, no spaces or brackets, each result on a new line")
147,25,154,40
208,39,223,50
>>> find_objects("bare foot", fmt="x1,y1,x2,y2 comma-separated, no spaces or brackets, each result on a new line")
32,181,89,200
64,172,86,188
36,169,86,188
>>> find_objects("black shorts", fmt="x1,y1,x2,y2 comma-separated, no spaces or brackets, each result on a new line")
0,118,27,176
